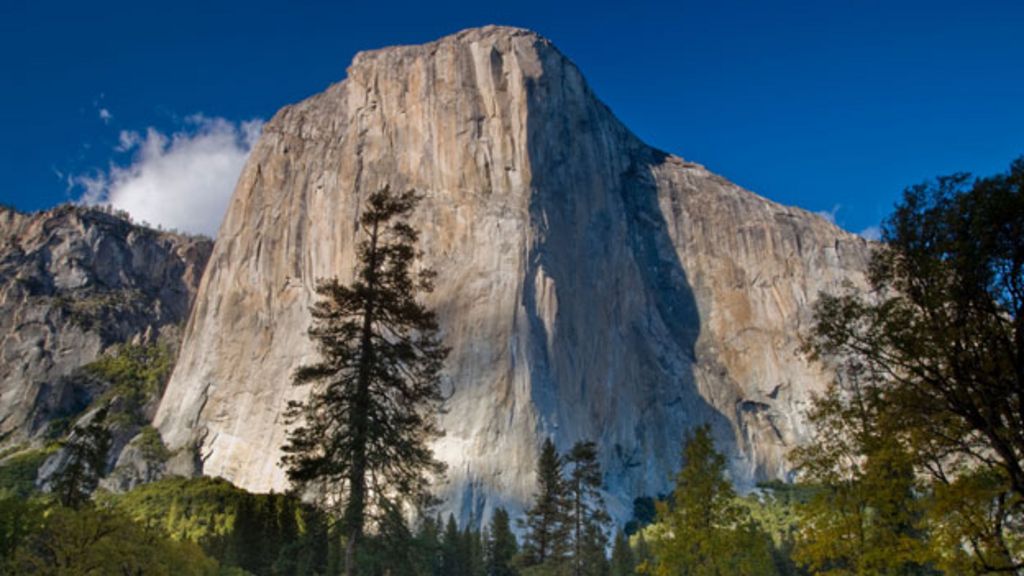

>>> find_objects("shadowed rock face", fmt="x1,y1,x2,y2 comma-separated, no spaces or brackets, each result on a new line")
0,205,211,445
155,26,871,524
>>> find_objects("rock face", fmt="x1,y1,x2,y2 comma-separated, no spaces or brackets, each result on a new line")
155,26,871,523
0,205,211,445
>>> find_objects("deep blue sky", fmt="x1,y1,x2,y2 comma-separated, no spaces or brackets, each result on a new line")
2,0,1022,235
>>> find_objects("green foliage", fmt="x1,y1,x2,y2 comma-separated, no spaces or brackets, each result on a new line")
3,503,222,575
927,468,1023,574
609,530,634,576
280,187,447,576
521,439,571,570
136,425,171,463
790,372,936,575
99,476,327,575
0,446,57,498
442,514,465,576
84,341,175,426
353,503,427,576
640,426,778,576
740,484,813,575
565,441,610,576
487,508,520,576
53,288,146,332
0,494,43,562
805,157,1024,572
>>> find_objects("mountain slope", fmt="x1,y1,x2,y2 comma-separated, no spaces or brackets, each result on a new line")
154,26,870,523
0,204,211,446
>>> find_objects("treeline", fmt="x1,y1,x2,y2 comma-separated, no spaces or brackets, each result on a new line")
0,426,796,576
1,159,1020,574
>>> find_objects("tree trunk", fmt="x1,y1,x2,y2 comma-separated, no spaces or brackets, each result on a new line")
345,531,358,576
345,219,380,576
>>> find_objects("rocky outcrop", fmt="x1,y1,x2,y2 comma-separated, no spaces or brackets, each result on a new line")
155,26,871,523
0,205,211,447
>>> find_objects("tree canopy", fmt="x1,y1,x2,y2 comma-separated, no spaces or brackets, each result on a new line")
804,156,1024,573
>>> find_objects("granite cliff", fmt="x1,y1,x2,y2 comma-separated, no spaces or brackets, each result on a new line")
154,26,871,523
0,205,211,448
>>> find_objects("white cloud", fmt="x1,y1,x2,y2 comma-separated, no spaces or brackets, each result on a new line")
815,204,841,225
859,226,882,241
98,108,113,123
74,115,263,236
116,130,141,152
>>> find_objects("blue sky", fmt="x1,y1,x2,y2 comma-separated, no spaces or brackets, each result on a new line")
1,0,1022,236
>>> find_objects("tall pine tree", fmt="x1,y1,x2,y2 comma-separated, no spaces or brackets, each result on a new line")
442,514,465,576
281,187,448,576
609,530,635,576
565,441,610,576
486,507,519,576
641,426,777,576
522,438,571,570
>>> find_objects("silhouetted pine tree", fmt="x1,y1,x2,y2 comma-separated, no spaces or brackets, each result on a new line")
464,524,486,576
521,438,571,568
280,187,448,576
486,508,519,576
416,515,443,576
565,440,610,576
609,530,635,576
442,514,465,576
579,523,610,576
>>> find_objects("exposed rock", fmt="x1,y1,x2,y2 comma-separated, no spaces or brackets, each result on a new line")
99,427,172,492
0,205,211,447
155,26,872,524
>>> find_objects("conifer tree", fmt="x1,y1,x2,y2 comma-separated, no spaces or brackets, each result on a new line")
579,523,610,576
522,438,571,569
464,524,486,576
609,530,635,576
416,515,443,576
51,408,111,509
486,507,519,576
641,426,777,576
442,514,465,576
280,187,448,576
565,441,610,576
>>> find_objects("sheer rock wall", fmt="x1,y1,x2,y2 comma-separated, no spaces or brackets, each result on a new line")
154,26,870,523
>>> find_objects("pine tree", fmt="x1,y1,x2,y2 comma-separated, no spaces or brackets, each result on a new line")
641,426,777,576
464,524,486,576
416,515,443,576
579,522,610,576
564,441,610,576
442,514,465,576
522,438,571,569
51,408,111,509
486,508,519,576
280,187,448,576
609,530,635,576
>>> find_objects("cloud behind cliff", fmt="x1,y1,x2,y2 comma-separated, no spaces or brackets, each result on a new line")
74,115,262,236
